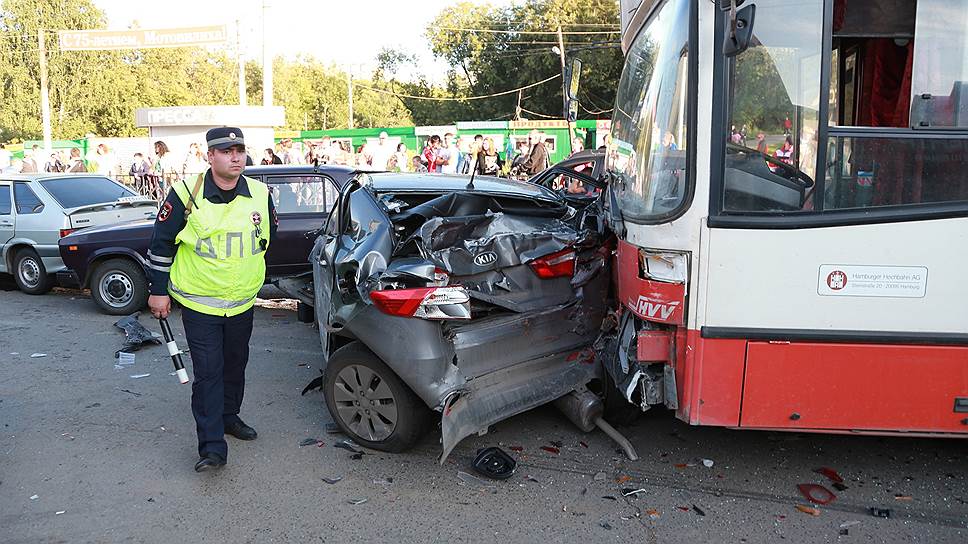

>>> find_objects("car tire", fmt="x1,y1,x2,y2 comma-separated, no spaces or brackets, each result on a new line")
13,248,52,295
296,301,314,323
90,258,148,316
323,342,432,453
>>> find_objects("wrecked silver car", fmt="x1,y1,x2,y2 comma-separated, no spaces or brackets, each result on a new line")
307,171,615,460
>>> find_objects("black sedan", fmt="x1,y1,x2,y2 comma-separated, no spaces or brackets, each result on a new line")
59,165,358,315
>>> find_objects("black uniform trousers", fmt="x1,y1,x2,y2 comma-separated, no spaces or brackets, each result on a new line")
181,306,254,460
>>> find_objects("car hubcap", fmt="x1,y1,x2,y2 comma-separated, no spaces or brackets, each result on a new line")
332,364,397,441
19,258,40,287
99,272,134,307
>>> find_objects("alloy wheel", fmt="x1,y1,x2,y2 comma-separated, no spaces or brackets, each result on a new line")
332,364,398,441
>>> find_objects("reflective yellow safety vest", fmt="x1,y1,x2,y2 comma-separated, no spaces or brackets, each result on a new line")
168,175,270,317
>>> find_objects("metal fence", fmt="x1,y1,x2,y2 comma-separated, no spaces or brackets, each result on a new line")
114,173,183,202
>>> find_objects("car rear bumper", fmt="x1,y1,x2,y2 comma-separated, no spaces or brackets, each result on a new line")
56,269,81,288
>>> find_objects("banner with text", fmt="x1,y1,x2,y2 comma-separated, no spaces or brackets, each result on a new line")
58,26,227,51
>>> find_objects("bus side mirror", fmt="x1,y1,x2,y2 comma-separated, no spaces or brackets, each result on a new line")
724,4,756,57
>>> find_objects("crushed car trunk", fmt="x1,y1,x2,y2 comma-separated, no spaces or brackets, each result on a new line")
308,178,611,461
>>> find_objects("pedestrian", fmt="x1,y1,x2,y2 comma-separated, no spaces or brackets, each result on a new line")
521,130,549,176
21,145,39,173
421,135,441,172
147,127,277,473
130,152,151,194
475,137,503,176
439,132,459,174
783,116,792,135
261,148,282,165
755,132,767,154
369,131,394,170
45,152,65,173
392,143,409,172
0,144,11,171
411,155,428,173
183,143,208,176
67,147,87,172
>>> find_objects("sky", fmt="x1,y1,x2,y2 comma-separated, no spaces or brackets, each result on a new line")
92,0,513,83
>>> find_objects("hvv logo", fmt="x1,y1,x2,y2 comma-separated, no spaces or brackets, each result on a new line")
629,295,681,322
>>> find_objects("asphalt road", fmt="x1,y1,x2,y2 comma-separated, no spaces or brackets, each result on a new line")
1,287,966,543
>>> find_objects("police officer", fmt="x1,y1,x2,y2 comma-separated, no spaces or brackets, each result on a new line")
147,127,277,472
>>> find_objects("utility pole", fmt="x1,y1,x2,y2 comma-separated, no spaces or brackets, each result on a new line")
347,72,354,129
236,20,246,106
262,2,273,107
515,90,523,120
38,29,52,153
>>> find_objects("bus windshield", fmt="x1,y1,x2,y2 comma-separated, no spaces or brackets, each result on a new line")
607,0,690,222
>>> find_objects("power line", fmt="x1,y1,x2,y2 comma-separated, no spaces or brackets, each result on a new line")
355,74,560,101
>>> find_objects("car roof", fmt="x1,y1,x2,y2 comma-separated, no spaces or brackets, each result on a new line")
367,173,559,200
0,173,116,182
244,164,358,178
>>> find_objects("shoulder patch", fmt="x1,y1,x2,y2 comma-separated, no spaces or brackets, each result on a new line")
158,201,173,222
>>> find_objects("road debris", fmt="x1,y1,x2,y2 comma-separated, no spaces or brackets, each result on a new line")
119,388,142,397
472,447,516,480
457,470,495,490
797,483,837,505
840,521,861,529
324,422,343,434
599,520,613,530
299,438,324,447
55,510,65,515
373,478,394,485
833,482,849,491
30,495,39,500
321,477,342,485
646,508,660,520
814,467,844,483
129,373,151,379
113,313,162,353
30,353,47,358
334,439,364,454
869,507,891,518
692,504,707,516
621,488,646,497
702,458,714,468
795,504,822,516
593,472,607,481
601,496,618,501
579,441,588,448
348,498,368,505
508,445,524,452
550,440,563,448
540,445,560,455
894,495,913,501
116,352,136,366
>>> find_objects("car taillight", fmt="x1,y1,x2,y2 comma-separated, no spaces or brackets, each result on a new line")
528,248,575,279
59,228,76,238
432,267,449,287
370,286,471,320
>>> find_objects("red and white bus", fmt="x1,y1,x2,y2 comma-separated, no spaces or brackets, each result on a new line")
606,0,968,435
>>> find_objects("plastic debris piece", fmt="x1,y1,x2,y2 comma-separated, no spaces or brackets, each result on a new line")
798,483,837,505
796,504,822,517
334,439,364,454
593,472,607,481
692,504,707,516
350,453,363,460
113,313,162,353
508,446,524,452
457,470,495,489
30,353,47,358
840,521,861,529
580,441,589,448
676,506,691,512
833,482,849,492
473,447,517,480
870,507,891,518
616,475,631,484
348,498,368,505
646,508,660,520
814,467,844,484
117,352,136,366
540,446,560,455
129,373,151,379
702,458,714,468
526,476,540,483
674,463,689,469
120,388,142,396
299,438,320,447
30,495,39,500
894,495,913,501
622,488,646,497
324,422,343,434
55,510,65,515
322,477,342,485
601,496,618,501
373,478,394,485
599,521,613,530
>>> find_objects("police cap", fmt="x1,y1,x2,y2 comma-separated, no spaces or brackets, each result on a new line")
206,127,245,150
